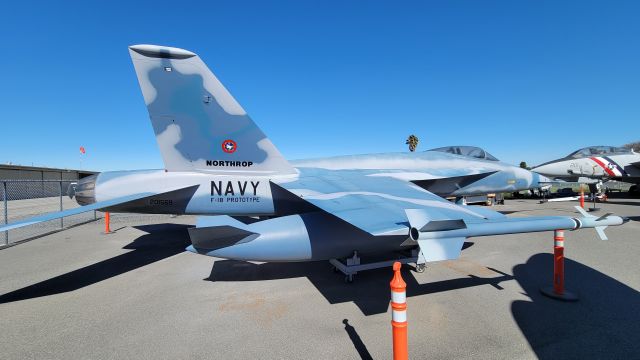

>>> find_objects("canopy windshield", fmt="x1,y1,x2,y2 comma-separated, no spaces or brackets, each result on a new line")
429,146,499,161
567,146,631,158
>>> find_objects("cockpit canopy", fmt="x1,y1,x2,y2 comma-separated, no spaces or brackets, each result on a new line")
567,146,631,159
429,146,499,161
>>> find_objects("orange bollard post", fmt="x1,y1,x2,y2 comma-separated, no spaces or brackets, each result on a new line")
580,190,585,209
390,262,408,360
540,230,578,301
102,212,114,235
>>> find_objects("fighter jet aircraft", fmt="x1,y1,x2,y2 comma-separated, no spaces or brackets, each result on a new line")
533,146,640,195
292,145,550,200
0,45,627,278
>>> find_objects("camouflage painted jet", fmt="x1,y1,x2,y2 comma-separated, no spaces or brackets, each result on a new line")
0,45,627,278
533,146,640,195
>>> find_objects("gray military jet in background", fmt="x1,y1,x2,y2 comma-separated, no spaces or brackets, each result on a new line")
0,45,627,279
533,146,640,196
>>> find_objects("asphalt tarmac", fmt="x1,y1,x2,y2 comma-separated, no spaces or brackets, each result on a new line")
1,199,638,359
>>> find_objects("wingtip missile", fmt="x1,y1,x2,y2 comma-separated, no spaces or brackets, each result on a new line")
572,206,625,241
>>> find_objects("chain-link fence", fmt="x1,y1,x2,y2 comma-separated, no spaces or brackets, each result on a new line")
1,180,103,246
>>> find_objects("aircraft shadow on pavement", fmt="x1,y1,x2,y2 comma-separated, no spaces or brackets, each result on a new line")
206,246,514,316
512,253,640,359
0,223,192,304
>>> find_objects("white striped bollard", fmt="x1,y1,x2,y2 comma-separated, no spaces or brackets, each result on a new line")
390,261,408,360
540,229,578,301
102,212,114,235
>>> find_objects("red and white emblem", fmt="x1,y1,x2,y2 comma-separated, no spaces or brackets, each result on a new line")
590,157,624,177
221,139,237,153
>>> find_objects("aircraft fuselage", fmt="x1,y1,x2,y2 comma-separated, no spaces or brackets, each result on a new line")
77,151,549,216
533,153,640,184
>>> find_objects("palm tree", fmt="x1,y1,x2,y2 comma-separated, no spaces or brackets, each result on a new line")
406,135,419,152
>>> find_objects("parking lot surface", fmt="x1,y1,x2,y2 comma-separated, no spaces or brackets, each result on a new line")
1,199,638,359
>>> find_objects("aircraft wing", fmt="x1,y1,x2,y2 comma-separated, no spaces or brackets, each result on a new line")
410,172,497,196
275,172,625,262
274,173,498,236
2,191,160,232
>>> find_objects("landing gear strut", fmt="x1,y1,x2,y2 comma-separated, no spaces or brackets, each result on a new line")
587,181,603,212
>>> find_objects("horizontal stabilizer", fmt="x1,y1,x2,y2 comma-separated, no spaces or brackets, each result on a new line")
0,185,200,233
411,172,497,196
631,161,640,169
0,192,155,232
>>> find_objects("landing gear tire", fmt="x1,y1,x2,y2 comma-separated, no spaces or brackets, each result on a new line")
333,266,339,273
415,263,426,273
345,274,354,283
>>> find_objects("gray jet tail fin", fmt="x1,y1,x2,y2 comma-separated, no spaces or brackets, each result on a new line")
129,44,295,175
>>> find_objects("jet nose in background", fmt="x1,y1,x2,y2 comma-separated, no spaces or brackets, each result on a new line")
532,173,554,188
531,162,564,177
539,174,553,183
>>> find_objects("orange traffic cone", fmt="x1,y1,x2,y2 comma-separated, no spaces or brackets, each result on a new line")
390,262,408,360
102,212,114,234
540,230,578,301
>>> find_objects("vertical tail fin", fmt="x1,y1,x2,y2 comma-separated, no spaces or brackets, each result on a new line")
129,44,294,175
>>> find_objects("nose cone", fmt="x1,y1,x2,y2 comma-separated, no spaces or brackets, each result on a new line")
532,162,565,177
531,172,553,190
535,173,553,183
75,174,97,206
539,174,553,182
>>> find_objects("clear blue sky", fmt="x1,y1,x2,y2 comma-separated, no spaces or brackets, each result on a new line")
1,1,638,171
